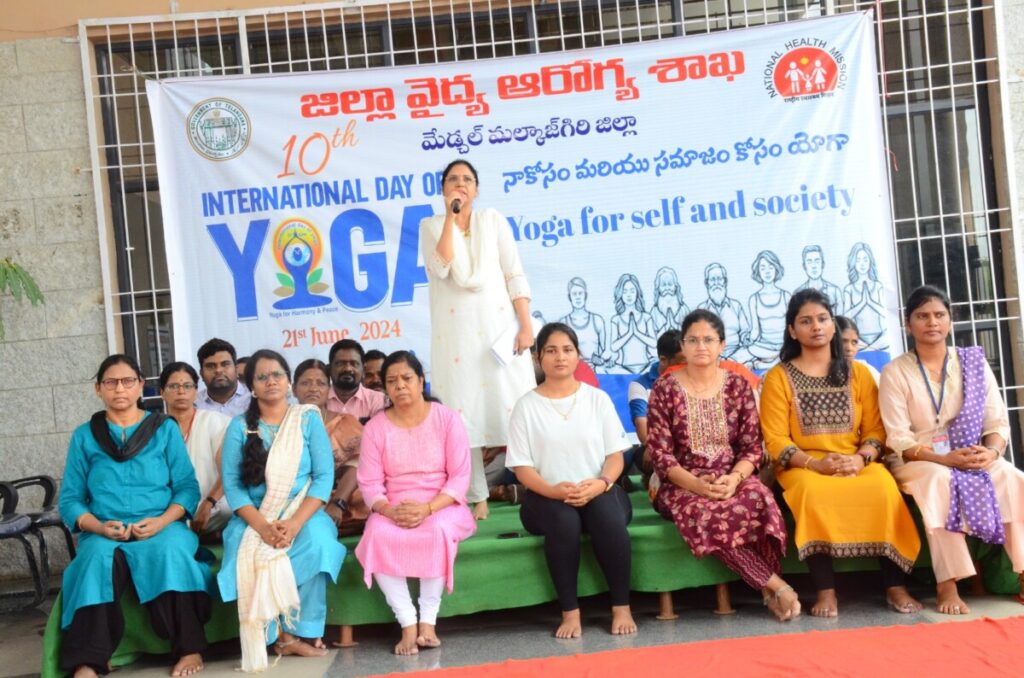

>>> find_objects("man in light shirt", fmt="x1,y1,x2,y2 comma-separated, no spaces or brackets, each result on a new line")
195,337,250,417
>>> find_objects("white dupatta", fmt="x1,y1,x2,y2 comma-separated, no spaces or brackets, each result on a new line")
426,211,486,292
236,404,316,672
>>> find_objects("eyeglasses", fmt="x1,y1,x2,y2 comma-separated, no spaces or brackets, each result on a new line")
254,370,287,383
164,383,196,392
101,377,140,390
444,174,476,185
683,337,722,347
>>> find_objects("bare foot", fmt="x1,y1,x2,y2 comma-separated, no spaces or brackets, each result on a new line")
936,579,971,615
610,605,637,635
73,667,99,678
763,584,800,621
274,633,328,657
170,653,204,677
394,625,419,655
810,589,838,618
886,586,923,614
472,500,489,520
416,622,441,648
555,609,582,639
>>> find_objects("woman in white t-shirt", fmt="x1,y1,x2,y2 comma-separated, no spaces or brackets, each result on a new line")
506,322,636,639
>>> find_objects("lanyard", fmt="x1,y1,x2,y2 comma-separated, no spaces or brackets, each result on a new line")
914,350,948,423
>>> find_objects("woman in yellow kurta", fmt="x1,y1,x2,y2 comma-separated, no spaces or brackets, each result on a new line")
761,289,921,617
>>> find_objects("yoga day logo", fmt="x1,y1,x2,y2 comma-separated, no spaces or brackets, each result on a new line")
270,217,333,310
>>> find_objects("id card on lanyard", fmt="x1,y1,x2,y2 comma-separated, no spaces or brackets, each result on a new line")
916,350,950,454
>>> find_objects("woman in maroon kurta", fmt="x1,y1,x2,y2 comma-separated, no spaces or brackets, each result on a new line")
647,309,799,621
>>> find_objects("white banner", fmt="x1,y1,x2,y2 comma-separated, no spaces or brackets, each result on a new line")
148,11,900,425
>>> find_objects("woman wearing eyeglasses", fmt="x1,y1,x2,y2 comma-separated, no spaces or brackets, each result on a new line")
58,354,212,678
160,361,232,537
218,349,345,671
646,310,798,621
419,158,537,520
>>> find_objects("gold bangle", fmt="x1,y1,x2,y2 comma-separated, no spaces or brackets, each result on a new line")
803,456,813,469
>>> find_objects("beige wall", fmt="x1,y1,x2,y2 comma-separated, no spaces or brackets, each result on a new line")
0,35,105,577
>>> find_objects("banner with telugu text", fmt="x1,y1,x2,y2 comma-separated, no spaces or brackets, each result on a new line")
147,11,901,427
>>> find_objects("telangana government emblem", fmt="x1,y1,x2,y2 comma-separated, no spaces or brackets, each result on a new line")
186,98,251,160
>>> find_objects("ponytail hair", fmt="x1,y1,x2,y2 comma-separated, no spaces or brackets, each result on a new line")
239,349,291,486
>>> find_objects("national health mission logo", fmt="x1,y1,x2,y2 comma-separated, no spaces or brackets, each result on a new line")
763,38,847,102
186,98,251,160
271,218,333,310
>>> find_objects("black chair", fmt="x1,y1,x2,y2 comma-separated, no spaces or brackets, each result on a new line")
10,476,76,572
0,481,46,608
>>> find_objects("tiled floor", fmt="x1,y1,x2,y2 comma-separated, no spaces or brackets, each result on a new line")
4,573,1023,678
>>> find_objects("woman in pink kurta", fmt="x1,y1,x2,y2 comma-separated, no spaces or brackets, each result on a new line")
356,350,477,655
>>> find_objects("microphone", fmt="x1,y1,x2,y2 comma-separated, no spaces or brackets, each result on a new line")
452,199,462,214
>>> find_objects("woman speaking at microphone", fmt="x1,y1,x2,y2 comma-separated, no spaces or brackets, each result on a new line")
419,158,537,520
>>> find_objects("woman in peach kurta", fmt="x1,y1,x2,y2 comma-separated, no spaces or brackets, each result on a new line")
356,351,477,655
760,289,920,617
879,285,1024,615
419,159,537,519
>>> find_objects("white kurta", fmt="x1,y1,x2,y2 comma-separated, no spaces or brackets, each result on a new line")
419,207,537,448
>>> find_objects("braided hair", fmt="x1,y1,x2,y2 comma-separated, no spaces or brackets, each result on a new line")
239,349,291,486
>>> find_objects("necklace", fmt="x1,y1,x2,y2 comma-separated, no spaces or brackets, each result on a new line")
461,224,471,240
544,387,579,421
682,370,718,396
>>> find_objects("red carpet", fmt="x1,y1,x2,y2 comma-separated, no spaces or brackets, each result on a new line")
379,616,1024,677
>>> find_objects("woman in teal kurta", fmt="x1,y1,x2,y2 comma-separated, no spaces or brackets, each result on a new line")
218,349,344,668
58,354,212,678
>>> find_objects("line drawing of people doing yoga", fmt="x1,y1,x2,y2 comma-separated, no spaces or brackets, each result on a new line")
745,250,791,371
609,273,658,374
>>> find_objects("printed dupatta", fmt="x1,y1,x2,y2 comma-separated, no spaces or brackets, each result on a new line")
944,346,1005,545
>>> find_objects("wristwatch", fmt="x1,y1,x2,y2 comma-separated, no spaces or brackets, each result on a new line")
205,496,217,507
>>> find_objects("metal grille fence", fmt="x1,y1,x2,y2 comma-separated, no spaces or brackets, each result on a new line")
78,0,1023,460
